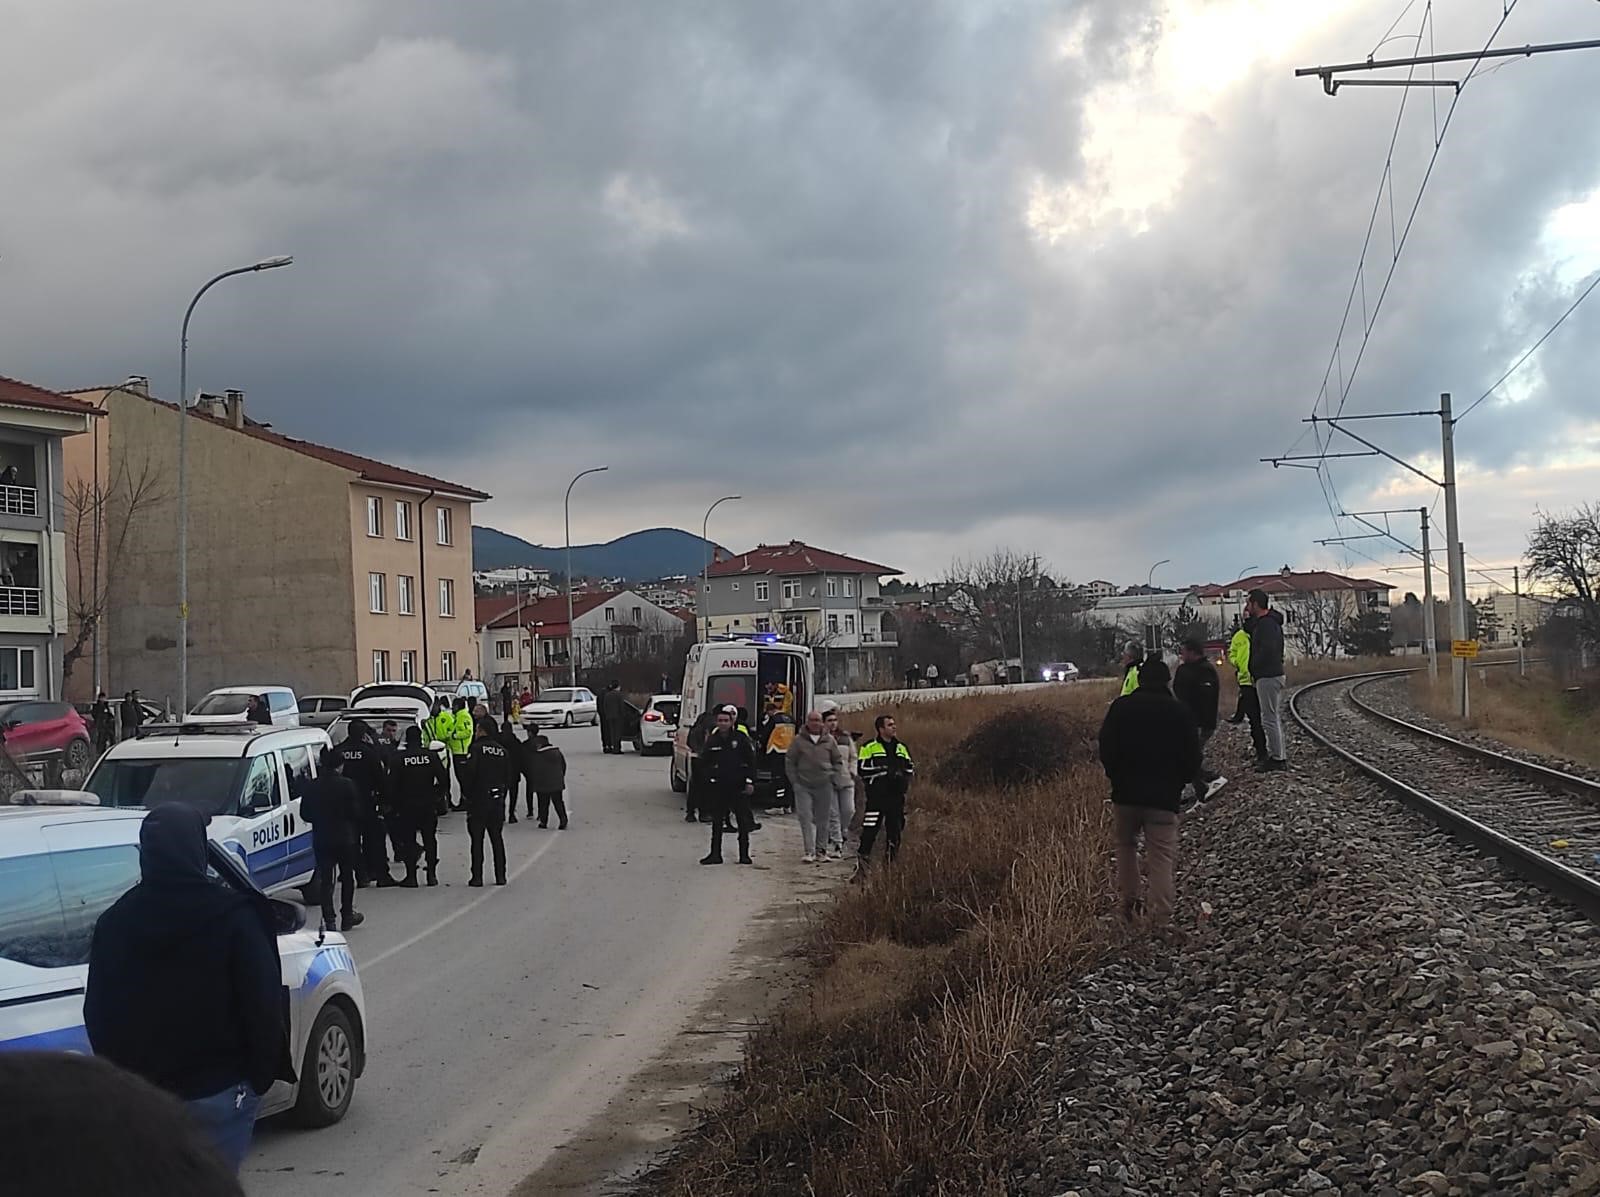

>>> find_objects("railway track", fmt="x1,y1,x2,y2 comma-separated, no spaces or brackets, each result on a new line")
1290,669,1600,918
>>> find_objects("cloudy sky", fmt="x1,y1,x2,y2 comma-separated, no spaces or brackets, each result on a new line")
3,0,1597,594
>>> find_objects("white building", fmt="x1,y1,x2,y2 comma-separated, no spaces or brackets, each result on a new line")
1480,590,1557,645
476,588,688,690
1077,579,1119,601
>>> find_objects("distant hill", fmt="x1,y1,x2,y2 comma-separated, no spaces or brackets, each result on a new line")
472,526,721,581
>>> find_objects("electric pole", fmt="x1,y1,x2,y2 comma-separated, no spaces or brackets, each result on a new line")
1419,506,1438,683
1439,393,1469,718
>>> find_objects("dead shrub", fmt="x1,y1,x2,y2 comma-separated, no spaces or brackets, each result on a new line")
935,702,1097,791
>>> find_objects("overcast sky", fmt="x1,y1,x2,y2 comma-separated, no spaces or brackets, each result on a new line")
3,0,1597,594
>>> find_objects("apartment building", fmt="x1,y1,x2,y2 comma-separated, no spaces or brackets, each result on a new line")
63,382,487,703
0,377,97,700
700,541,901,688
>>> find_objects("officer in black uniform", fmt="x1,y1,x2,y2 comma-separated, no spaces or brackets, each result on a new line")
466,715,511,887
699,706,756,866
336,718,396,887
392,725,449,886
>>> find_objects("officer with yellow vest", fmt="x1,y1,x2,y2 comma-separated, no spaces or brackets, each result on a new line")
448,697,475,811
856,714,914,874
1119,641,1144,697
1227,616,1266,761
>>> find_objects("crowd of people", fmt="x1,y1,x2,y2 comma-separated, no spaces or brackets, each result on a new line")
1099,586,1288,934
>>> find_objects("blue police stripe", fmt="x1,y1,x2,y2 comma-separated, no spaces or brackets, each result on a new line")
0,1022,91,1054
304,945,355,991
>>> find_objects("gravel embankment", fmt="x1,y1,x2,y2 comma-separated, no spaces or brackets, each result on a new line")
1012,720,1600,1197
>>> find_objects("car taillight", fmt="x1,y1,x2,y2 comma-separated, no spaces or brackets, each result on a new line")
643,711,662,721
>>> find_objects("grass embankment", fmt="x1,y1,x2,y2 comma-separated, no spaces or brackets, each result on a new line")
644,688,1113,1196
1408,664,1600,771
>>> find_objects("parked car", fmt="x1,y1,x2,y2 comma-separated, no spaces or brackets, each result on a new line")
0,800,367,1126
82,723,331,895
454,677,490,703
348,682,436,724
1038,662,1080,683
0,701,93,771
634,694,680,755
297,695,349,729
521,687,599,729
188,685,301,727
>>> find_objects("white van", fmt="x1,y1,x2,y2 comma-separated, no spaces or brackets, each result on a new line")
189,685,301,728
80,723,331,895
671,635,814,802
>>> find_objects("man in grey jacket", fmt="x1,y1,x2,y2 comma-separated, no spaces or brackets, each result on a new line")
786,709,844,864
1246,588,1288,772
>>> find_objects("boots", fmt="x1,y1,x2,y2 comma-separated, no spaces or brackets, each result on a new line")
425,864,438,887
340,911,365,931
399,863,419,889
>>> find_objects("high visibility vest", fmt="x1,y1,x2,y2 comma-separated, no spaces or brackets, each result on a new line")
1120,665,1140,697
858,737,914,784
1228,629,1253,687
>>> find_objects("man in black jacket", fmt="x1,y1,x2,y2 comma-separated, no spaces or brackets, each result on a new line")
337,718,397,887
85,804,289,1174
1097,659,1201,927
598,680,627,754
392,726,450,885
1247,588,1289,772
1174,637,1227,805
699,706,756,865
467,716,511,885
299,747,365,929
524,731,569,829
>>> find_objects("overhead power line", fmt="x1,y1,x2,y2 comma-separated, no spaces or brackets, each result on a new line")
1456,270,1600,422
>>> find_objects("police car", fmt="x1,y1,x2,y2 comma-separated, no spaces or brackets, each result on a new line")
80,723,332,896
0,803,367,1126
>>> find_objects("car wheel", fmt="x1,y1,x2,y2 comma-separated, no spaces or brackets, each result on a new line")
670,756,687,793
291,1003,357,1128
634,737,645,754
65,738,91,771
563,712,574,728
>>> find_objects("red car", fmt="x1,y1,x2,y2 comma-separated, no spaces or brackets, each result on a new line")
0,700,94,770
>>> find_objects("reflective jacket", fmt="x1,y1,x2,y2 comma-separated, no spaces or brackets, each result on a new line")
859,736,914,801
427,710,455,751
449,709,475,755
1120,662,1141,697
1228,627,1253,687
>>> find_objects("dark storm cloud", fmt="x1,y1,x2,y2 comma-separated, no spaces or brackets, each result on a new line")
1,1,1596,582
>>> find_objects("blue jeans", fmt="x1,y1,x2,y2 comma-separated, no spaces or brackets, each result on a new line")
185,1083,260,1174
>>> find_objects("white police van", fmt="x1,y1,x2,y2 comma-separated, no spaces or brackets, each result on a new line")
81,723,332,896
0,802,367,1125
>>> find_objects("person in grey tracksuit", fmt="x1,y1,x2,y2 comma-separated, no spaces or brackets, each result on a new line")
785,710,843,863
822,707,856,858
1246,588,1288,771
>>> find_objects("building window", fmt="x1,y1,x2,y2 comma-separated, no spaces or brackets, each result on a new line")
754,580,769,602
397,574,414,615
543,639,560,666
495,639,514,661
372,650,390,683
0,647,37,695
395,501,412,542
826,577,837,598
439,578,455,617
436,506,453,546
754,617,772,632
369,572,386,614
440,650,457,681
632,606,642,623
827,614,839,633
781,614,805,637
731,582,740,593
843,577,854,598
589,635,605,658
401,650,417,682
782,579,801,600
366,496,383,537
845,613,856,633
604,607,615,622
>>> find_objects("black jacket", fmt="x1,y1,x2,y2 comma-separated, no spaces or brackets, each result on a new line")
1097,686,1203,812
336,738,389,810
1172,658,1221,735
85,805,289,1099
1249,608,1285,679
523,734,567,793
393,746,449,817
299,770,362,850
599,688,628,724
120,697,143,732
467,736,511,815
701,728,755,793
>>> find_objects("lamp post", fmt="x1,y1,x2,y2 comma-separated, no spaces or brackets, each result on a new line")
176,255,293,717
564,466,608,687
1234,563,1258,627
1145,558,1170,653
700,495,741,644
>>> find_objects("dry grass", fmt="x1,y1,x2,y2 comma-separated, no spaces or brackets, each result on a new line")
1408,664,1600,771
641,689,1113,1197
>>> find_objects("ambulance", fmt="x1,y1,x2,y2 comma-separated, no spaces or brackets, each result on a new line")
670,634,814,802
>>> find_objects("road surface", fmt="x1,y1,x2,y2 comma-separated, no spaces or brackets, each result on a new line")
246,725,797,1196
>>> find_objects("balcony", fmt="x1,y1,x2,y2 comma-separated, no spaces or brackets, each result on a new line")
0,486,37,518
0,588,42,617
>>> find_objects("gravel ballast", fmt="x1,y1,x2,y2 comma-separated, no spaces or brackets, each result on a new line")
1012,718,1600,1196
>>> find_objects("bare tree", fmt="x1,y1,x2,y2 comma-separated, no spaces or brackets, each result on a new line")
64,454,168,685
1282,593,1342,658
1527,505,1600,640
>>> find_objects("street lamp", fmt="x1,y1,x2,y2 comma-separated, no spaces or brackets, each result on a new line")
1145,558,1171,654
1146,559,1171,591
177,255,293,718
564,466,608,687
1234,563,1258,624
701,495,741,644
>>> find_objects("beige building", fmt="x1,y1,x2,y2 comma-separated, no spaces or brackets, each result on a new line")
63,382,487,705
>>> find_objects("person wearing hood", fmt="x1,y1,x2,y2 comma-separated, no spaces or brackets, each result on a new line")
1246,588,1288,772
598,680,628,754
84,804,290,1174
299,746,365,930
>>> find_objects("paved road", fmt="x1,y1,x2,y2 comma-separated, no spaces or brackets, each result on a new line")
246,726,783,1196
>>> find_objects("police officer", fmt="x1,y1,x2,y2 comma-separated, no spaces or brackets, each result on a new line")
856,714,915,874
450,697,475,810
466,715,510,887
391,725,449,886
699,706,756,866
299,746,364,930
337,718,397,887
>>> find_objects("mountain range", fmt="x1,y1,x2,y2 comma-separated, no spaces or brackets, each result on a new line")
472,526,721,581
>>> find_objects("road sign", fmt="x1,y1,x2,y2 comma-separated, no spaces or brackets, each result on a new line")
1451,639,1479,659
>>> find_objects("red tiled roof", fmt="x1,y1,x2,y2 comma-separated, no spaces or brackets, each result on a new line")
706,540,899,579
475,595,522,629
0,376,100,417
483,590,621,631
1194,571,1393,599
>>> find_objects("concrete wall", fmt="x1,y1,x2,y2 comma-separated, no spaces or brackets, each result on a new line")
89,392,358,706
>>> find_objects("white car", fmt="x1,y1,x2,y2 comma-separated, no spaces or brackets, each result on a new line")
189,685,301,727
634,694,680,755
1039,661,1081,682
454,678,490,703
82,723,331,895
348,682,437,725
521,687,599,729
0,802,367,1127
